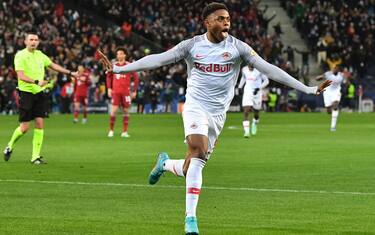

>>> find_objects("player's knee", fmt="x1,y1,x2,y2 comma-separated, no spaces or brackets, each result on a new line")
183,154,207,174
188,144,207,158
20,125,29,133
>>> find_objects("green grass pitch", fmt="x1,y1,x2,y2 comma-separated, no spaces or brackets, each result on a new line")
1,112,374,234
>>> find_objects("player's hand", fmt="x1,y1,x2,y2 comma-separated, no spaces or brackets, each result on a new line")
108,89,112,98
97,49,113,72
70,71,79,80
39,80,49,87
316,80,332,95
131,92,137,99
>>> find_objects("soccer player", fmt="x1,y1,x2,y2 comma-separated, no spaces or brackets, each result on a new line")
316,65,344,131
106,47,139,138
97,3,331,234
238,65,269,137
73,65,91,124
3,32,78,164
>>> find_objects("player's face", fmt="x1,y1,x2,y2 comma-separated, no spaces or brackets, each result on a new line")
205,9,231,42
116,50,126,62
25,34,39,51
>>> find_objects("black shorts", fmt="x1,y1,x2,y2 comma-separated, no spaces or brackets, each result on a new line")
18,90,49,122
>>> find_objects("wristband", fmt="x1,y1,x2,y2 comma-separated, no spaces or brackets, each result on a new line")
34,80,39,85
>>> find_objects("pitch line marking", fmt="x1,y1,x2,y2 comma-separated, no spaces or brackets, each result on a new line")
1,179,374,196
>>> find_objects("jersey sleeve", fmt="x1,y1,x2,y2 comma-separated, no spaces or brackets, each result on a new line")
113,38,194,74
131,71,139,92
86,74,92,86
235,39,258,65
14,52,25,71
260,75,269,89
106,72,113,89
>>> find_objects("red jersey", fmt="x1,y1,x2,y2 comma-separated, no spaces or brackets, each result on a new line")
106,62,139,95
74,73,91,97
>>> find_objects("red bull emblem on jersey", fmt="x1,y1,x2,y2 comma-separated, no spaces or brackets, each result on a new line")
194,62,232,73
222,52,232,60
190,123,198,129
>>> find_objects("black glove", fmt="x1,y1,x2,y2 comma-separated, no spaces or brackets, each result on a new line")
253,88,260,95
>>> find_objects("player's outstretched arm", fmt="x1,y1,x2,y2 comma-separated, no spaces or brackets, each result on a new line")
98,48,179,74
98,38,193,74
113,49,179,74
252,56,329,95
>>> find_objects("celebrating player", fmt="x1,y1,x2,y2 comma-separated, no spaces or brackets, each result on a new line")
3,31,78,164
238,65,269,137
73,65,91,124
106,47,139,138
97,2,331,234
316,65,344,131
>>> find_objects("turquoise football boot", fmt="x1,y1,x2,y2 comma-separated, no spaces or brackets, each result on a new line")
251,121,257,135
148,152,169,185
185,216,199,235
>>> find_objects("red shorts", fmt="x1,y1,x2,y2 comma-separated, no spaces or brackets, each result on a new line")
74,96,88,105
111,93,131,108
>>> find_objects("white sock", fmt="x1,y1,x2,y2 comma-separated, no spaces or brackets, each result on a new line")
252,118,259,124
186,158,206,218
163,159,185,177
243,120,250,134
331,110,339,129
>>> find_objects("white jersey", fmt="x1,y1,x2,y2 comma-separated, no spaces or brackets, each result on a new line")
175,34,257,115
114,33,318,115
238,66,269,90
324,71,343,94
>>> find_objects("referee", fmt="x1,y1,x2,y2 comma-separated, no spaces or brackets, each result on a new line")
3,32,78,164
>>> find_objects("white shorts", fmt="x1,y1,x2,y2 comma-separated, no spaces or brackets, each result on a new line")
323,91,341,107
242,88,262,110
182,102,226,154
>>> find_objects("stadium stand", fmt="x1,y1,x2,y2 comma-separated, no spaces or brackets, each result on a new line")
0,0,373,114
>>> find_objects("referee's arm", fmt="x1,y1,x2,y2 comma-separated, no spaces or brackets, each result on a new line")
16,70,48,86
48,62,78,79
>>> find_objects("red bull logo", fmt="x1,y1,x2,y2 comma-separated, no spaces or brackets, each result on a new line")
194,62,232,73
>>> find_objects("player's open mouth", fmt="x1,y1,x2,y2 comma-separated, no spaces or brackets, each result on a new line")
221,29,229,38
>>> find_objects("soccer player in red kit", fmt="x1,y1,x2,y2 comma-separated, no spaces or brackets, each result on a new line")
106,47,139,138
73,65,91,124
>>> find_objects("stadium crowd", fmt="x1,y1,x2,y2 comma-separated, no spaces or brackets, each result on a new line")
282,0,375,78
0,0,368,114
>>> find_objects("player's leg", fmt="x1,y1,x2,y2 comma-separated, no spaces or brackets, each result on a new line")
4,91,32,161
82,97,88,124
73,98,80,123
330,101,340,131
4,122,29,161
121,95,131,138
251,108,260,135
108,104,119,137
242,88,252,138
242,106,251,138
31,117,46,164
31,92,48,164
184,134,208,235
251,92,262,135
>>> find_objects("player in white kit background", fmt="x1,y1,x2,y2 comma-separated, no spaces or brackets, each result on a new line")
97,3,331,234
316,65,344,131
238,65,269,137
